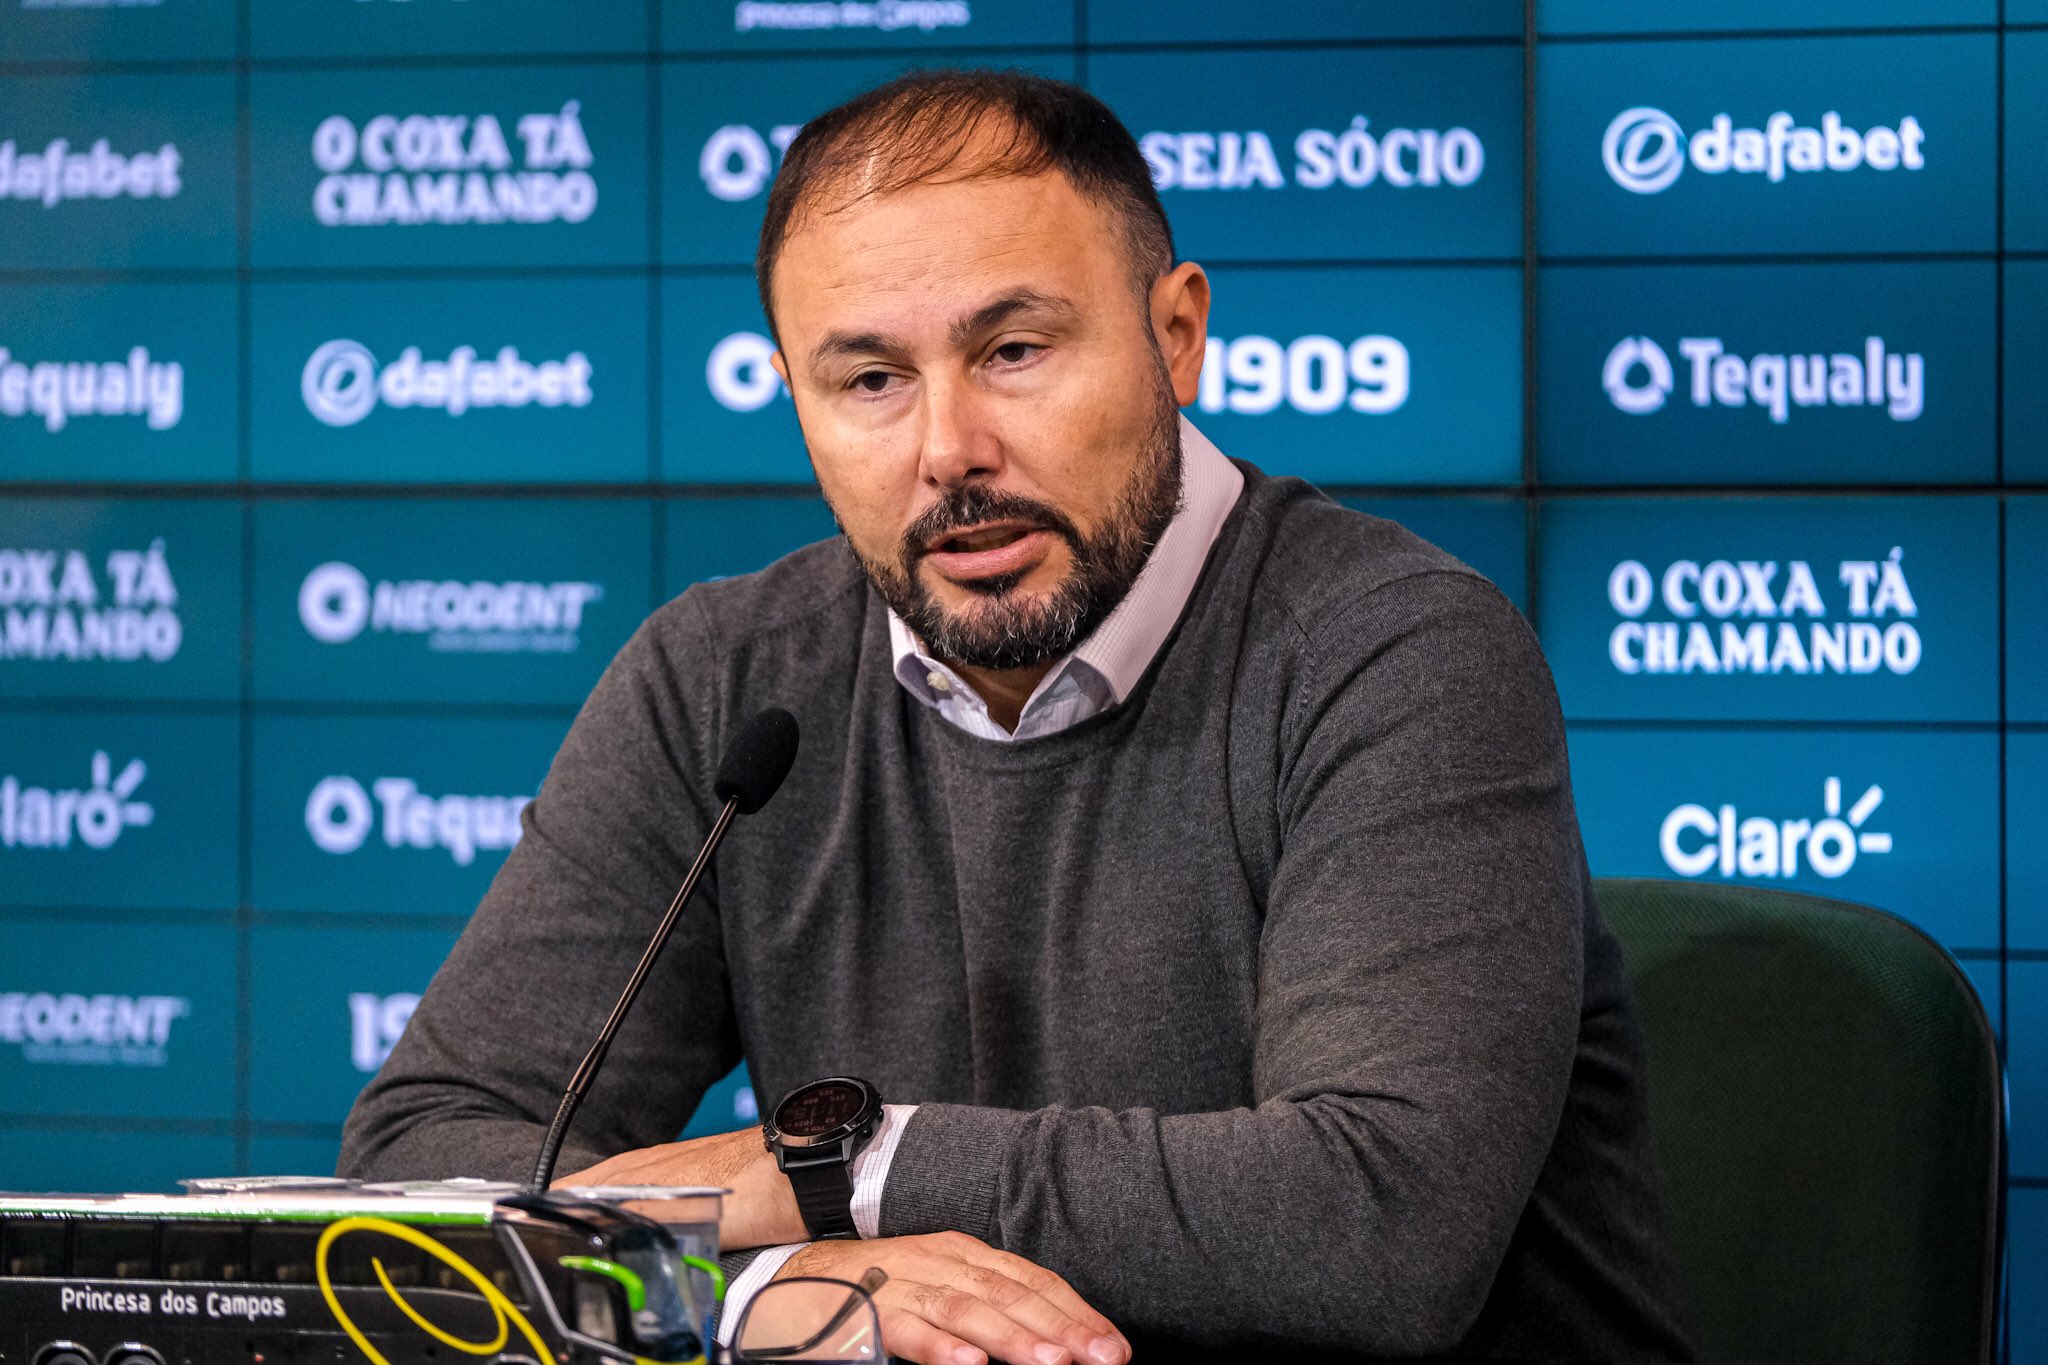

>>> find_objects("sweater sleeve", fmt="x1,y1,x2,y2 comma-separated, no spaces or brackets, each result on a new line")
874,573,1587,1356
338,596,744,1188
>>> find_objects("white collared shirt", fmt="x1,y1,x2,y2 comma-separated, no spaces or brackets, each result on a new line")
718,417,1245,1342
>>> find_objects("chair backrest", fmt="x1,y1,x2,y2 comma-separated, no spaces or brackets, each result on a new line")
1595,878,2003,1365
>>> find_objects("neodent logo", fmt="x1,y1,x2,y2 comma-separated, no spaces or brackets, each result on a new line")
0,137,182,207
0,752,153,850
1661,777,1892,881
301,339,592,428
0,991,189,1067
1602,105,1925,195
306,775,529,867
1607,548,1921,678
1602,335,1923,424
297,561,602,652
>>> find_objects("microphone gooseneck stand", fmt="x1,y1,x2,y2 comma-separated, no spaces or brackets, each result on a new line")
528,796,740,1194
527,705,800,1194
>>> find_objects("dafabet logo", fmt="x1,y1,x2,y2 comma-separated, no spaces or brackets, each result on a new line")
1602,105,1925,195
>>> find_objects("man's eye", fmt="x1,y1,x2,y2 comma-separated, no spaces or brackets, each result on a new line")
991,342,1038,365
850,371,893,394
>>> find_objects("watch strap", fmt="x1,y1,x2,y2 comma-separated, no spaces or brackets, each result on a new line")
786,1158,859,1240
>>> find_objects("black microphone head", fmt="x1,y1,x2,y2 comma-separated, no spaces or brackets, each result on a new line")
713,707,800,815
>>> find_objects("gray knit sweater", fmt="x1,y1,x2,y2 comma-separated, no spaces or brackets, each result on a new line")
341,466,1693,1362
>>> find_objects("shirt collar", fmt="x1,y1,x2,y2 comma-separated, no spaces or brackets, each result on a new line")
887,415,1244,720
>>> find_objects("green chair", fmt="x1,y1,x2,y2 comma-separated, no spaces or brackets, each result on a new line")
1595,878,2004,1365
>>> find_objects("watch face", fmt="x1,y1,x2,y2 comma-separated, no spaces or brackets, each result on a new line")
775,1080,867,1138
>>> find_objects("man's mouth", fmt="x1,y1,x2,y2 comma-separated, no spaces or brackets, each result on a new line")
934,523,1033,554
921,521,1053,582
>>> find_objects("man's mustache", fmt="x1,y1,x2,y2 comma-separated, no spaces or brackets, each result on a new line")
900,486,1082,559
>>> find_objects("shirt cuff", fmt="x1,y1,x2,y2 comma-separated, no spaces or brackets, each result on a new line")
715,1242,807,1347
850,1103,917,1241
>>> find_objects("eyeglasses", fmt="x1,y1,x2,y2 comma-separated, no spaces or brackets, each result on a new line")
729,1265,889,1363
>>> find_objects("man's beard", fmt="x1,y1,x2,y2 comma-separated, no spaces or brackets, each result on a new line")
846,379,1183,673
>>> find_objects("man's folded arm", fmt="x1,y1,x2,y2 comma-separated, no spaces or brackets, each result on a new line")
875,573,1588,1356
339,599,743,1187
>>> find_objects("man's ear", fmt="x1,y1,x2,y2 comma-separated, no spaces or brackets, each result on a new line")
1150,261,1211,409
770,350,790,387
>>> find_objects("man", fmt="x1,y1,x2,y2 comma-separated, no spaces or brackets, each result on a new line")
343,70,1693,1364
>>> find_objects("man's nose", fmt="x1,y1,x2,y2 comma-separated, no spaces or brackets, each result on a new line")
917,374,1003,490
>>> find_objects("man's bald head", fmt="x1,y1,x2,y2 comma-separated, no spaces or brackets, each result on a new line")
754,68,1174,339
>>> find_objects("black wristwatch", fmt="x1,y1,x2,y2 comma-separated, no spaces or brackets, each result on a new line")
762,1076,884,1240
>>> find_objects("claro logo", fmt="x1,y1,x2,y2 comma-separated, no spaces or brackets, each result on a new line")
1661,777,1892,881
1603,105,1925,195
302,340,592,428
306,775,529,867
0,752,153,850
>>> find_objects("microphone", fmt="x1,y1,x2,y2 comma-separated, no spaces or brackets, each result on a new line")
528,707,800,1193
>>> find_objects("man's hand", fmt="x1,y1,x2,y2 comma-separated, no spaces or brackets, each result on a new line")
776,1232,1131,1365
554,1127,805,1250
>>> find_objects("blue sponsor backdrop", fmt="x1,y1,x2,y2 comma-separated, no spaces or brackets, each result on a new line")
1538,496,1999,723
250,497,651,704
0,916,238,1121
0,498,241,703
0,71,237,270
1088,46,1523,262
1568,726,2001,951
0,711,239,912
2012,264,2048,483
249,277,649,483
247,64,650,270
0,282,240,483
1536,34,1997,257
660,51,1076,266
3,6,2042,1358
248,713,560,916
247,922,462,1123
250,0,646,61
1537,261,1996,486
